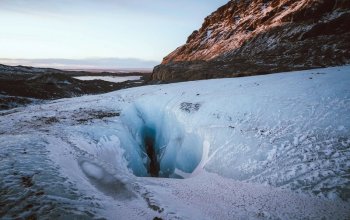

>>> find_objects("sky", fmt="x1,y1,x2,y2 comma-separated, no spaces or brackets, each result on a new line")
0,0,228,69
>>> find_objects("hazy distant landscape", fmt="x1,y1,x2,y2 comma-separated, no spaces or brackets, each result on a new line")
0,63,151,110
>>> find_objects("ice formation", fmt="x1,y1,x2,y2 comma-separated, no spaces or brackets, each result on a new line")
120,100,203,178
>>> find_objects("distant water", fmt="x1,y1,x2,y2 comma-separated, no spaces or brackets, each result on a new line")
74,76,141,83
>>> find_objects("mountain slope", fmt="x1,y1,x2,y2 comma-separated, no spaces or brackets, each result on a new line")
152,0,350,81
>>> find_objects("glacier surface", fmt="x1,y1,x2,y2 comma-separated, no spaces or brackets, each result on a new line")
1,66,350,219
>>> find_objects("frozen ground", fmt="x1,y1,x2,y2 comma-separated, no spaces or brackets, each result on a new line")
73,75,141,83
1,66,350,219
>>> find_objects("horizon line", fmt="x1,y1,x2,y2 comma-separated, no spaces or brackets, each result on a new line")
0,57,160,70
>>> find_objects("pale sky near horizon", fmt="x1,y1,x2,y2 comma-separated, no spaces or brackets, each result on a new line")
0,0,228,68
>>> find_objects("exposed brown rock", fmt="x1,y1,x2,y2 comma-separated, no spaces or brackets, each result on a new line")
153,0,350,82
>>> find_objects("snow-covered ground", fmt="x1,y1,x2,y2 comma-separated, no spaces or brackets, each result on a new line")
1,66,350,219
74,75,141,83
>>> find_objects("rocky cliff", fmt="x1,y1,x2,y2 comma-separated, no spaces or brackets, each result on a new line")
152,0,350,82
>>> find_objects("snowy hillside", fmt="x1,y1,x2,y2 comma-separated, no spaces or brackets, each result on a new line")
1,66,350,219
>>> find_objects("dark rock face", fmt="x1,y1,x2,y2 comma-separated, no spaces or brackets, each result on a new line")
152,0,350,82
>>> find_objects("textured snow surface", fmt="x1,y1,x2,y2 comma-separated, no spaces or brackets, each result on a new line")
1,66,350,219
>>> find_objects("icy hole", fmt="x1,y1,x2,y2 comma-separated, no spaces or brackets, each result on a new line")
143,126,160,177
120,103,203,179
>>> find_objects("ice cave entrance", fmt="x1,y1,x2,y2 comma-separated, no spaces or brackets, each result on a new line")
121,104,203,179
143,126,160,177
